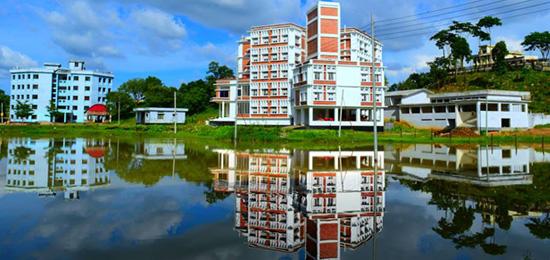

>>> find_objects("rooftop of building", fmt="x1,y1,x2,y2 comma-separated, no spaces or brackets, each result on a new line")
386,88,433,97
249,23,305,32
10,61,114,76
133,107,189,112
429,89,531,99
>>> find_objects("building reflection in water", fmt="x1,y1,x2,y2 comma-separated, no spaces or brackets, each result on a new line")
210,148,386,259
386,144,535,186
5,138,110,199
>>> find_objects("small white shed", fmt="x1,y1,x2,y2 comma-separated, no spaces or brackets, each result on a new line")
134,107,189,124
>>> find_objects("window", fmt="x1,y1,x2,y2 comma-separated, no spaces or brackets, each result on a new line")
501,104,510,112
434,106,446,113
401,108,410,114
32,84,38,89
422,107,433,113
84,96,90,101
73,96,78,100
501,118,511,128
314,72,321,80
33,74,39,79
327,72,335,80
73,86,79,91
158,113,164,120
32,95,38,99
85,76,91,81
72,106,77,110
85,86,90,91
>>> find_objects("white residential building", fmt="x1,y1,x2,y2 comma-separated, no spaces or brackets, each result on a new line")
5,138,110,198
211,1,386,130
9,60,113,123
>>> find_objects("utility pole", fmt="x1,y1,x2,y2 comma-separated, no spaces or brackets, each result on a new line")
173,91,177,134
371,14,378,260
117,98,121,125
338,89,344,137
1,102,3,124
234,85,240,146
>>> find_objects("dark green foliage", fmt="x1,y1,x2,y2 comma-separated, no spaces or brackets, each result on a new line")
106,91,135,119
14,101,34,120
46,100,62,122
0,90,9,121
522,31,550,60
491,41,509,74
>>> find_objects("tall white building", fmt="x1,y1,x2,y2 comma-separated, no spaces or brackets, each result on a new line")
9,60,113,123
211,1,386,130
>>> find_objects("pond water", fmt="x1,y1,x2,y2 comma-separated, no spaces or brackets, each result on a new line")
0,137,549,259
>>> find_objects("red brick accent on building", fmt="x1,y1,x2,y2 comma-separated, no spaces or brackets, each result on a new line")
308,21,318,38
320,37,338,53
320,243,338,259
308,38,318,57
320,7,338,16
307,8,318,21
320,19,338,34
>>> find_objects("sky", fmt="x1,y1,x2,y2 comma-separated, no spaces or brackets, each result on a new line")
0,0,548,92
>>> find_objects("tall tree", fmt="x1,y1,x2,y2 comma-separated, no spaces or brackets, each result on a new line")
522,31,550,60
476,16,502,45
206,61,235,95
14,101,34,120
450,36,472,76
491,41,509,74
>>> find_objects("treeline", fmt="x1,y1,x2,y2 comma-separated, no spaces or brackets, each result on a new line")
390,15,549,91
108,61,234,119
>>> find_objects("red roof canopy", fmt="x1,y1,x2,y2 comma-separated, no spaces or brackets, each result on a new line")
85,147,105,158
86,104,109,115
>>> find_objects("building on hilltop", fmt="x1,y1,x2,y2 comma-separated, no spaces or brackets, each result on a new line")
9,60,113,123
211,1,386,130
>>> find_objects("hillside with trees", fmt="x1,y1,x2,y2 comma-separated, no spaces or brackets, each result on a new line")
391,16,550,113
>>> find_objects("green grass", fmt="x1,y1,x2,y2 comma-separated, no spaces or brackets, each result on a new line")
2,108,550,148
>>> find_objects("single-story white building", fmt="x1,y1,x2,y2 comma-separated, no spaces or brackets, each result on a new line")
134,107,188,124
385,89,531,131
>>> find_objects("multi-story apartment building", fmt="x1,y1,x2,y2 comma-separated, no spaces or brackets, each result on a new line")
5,138,110,199
212,1,385,130
9,60,113,123
294,1,385,130
212,24,306,126
209,148,385,257
210,149,305,252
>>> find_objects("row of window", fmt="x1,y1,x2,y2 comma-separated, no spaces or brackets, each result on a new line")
12,73,39,80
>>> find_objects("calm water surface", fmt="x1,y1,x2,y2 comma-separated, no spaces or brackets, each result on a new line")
0,137,549,259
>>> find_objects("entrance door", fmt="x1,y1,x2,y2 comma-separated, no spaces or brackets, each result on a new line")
501,118,511,128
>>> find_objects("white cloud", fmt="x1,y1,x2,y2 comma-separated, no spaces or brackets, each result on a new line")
130,8,187,54
113,0,304,34
41,0,123,59
0,45,37,78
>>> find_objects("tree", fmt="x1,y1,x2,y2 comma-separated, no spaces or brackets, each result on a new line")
476,16,502,45
431,30,457,59
522,31,550,60
46,100,62,122
14,101,34,120
106,91,135,120
206,61,235,96
179,80,212,115
0,90,9,122
491,41,509,74
118,78,148,104
450,36,472,76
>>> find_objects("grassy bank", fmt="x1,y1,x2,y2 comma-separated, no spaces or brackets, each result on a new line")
2,110,550,148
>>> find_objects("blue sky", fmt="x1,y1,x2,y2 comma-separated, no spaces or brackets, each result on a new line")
0,0,548,92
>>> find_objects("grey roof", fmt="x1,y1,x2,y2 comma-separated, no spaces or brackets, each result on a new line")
386,89,433,97
133,107,189,112
430,90,531,99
